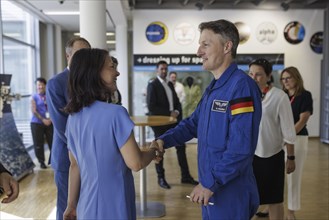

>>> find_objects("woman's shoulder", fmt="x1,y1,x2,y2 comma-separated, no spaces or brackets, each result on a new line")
301,90,312,98
94,101,128,114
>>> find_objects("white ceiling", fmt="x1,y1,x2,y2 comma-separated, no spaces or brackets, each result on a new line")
14,0,131,32
13,0,328,33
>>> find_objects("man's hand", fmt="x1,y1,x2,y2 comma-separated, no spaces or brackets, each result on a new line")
155,139,165,154
149,140,164,163
0,172,19,203
188,184,214,206
170,110,179,118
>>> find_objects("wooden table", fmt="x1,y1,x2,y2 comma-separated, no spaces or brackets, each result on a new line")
130,116,177,218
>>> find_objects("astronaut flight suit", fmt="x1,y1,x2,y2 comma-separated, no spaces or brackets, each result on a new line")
159,63,262,220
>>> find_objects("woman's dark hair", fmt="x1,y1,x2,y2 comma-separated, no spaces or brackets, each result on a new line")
249,58,273,76
64,48,112,114
36,77,47,84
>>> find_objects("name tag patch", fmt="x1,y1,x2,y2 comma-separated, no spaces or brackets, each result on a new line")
212,100,228,113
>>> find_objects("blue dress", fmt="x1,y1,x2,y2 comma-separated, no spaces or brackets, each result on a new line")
66,101,136,220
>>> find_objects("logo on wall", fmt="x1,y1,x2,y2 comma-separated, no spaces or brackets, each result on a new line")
173,22,196,45
310,32,323,54
145,21,168,45
234,22,251,44
284,21,305,44
256,22,278,45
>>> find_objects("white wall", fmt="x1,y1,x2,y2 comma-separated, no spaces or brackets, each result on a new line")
133,9,324,137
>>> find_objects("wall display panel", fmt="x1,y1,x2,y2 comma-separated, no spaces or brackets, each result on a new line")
145,21,168,45
132,53,284,116
256,22,278,45
234,22,251,44
284,21,305,44
173,22,196,45
310,31,323,54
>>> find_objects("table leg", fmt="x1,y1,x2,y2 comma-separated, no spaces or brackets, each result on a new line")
136,126,165,218
139,126,147,212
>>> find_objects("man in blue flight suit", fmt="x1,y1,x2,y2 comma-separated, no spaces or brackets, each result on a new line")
46,37,91,220
155,19,262,219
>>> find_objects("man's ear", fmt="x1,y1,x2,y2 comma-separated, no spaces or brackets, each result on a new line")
224,41,233,55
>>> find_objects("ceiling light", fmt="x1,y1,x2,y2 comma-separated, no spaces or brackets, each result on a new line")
106,40,116,44
74,32,115,36
43,11,80,15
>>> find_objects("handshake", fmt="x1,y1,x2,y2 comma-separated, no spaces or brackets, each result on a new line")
148,139,165,163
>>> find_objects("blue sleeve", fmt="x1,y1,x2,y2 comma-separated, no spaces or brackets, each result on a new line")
204,79,262,192
46,76,68,144
112,107,135,149
159,102,200,149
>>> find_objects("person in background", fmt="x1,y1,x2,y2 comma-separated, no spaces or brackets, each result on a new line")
147,60,198,189
249,58,296,220
46,37,91,220
63,48,162,220
0,162,19,203
183,76,202,118
281,66,313,220
155,19,262,219
30,77,53,169
110,56,122,105
169,71,186,105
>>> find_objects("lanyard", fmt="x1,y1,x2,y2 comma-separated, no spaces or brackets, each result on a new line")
290,96,295,104
261,86,270,100
39,94,47,110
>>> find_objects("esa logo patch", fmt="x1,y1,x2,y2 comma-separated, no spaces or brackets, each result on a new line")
211,100,228,113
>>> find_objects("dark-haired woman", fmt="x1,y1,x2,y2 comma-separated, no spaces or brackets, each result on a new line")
30,77,53,169
249,58,296,220
63,48,161,220
281,67,313,220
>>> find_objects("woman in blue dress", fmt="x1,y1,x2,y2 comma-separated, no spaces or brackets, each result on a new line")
63,48,161,220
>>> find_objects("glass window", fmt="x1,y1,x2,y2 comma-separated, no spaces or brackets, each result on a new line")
1,0,35,44
1,0,39,147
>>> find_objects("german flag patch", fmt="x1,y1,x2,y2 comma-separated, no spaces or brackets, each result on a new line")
230,97,254,116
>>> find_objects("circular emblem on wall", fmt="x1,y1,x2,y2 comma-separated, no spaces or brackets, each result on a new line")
284,21,305,44
173,22,196,45
234,22,251,44
256,22,278,44
310,31,323,54
145,21,168,45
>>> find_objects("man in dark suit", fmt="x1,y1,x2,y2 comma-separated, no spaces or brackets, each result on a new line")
46,37,91,220
146,60,198,189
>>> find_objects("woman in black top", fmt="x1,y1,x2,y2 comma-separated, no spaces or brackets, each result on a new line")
280,66,313,220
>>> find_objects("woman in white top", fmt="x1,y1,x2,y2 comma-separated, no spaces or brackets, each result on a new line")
249,58,296,220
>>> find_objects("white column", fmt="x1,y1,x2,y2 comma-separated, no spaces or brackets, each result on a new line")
79,0,107,49
55,24,62,73
116,24,129,109
46,24,55,76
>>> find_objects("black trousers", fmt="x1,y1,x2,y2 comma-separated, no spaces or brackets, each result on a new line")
30,122,53,164
152,125,191,179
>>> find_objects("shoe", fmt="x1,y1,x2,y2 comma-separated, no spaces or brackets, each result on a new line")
255,211,269,218
158,178,171,189
181,177,199,185
40,162,47,169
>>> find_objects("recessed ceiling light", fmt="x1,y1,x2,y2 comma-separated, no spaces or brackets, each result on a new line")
43,11,80,15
